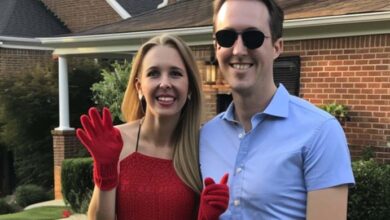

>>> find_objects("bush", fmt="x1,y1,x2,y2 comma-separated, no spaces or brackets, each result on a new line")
61,158,94,213
0,59,100,188
0,197,15,214
348,159,390,220
319,102,350,122
91,60,131,123
14,184,51,208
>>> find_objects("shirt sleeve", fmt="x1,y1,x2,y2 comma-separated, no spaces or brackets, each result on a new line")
303,118,355,191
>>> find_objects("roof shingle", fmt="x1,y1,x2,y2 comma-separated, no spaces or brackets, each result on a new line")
0,0,70,38
76,0,390,36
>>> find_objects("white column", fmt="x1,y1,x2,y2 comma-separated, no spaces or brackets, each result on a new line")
56,56,73,130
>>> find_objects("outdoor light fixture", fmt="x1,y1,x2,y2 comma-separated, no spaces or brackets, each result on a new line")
205,55,218,85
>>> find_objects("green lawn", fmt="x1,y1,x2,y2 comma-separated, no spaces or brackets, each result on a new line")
0,206,69,220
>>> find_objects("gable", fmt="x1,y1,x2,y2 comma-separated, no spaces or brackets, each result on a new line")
0,0,69,37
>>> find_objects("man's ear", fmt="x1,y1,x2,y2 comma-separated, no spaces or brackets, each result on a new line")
273,38,284,60
213,39,220,50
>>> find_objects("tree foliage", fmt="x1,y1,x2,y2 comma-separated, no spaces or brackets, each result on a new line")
0,60,100,188
91,60,131,123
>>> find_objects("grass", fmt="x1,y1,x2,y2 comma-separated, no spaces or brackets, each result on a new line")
0,206,70,220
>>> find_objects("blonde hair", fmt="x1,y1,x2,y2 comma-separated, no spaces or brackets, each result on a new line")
121,34,203,194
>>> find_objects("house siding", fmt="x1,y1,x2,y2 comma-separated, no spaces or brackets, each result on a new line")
192,34,390,163
284,34,390,161
0,48,53,79
41,0,121,32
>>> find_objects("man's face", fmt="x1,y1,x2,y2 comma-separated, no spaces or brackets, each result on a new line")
215,0,282,94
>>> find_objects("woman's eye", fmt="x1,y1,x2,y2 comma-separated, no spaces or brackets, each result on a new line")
147,70,160,77
171,70,183,77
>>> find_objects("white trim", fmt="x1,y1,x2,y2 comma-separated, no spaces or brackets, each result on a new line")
51,39,212,55
0,36,53,50
105,0,131,19
39,26,212,44
0,36,40,42
0,43,53,50
157,0,168,8
284,11,390,28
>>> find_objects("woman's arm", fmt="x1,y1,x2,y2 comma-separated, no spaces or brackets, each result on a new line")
307,185,349,220
88,186,117,220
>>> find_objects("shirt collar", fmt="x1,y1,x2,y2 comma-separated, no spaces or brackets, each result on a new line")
263,83,289,118
220,84,290,121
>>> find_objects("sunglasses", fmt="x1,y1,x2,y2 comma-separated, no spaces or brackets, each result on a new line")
215,29,270,49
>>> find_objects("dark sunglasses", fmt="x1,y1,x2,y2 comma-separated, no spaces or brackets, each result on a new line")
215,29,270,49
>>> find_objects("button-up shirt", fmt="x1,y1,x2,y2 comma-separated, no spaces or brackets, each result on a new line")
200,84,355,220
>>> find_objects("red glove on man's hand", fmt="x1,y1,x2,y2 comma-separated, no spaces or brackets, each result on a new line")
198,173,229,220
76,107,123,190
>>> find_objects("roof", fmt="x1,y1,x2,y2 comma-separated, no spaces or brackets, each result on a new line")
76,0,212,36
76,0,390,36
39,0,390,56
280,0,390,19
116,0,161,17
0,0,70,38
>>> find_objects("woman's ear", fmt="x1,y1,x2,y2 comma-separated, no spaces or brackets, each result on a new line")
135,78,142,99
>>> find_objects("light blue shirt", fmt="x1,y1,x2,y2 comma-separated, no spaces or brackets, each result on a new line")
200,84,355,220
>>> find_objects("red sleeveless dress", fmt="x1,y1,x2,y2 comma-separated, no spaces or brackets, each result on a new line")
116,152,197,220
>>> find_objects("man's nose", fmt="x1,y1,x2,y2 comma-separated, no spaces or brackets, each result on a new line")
232,35,248,56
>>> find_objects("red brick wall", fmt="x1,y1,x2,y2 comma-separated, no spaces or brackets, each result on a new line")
0,48,53,79
283,34,390,162
41,0,121,32
193,34,390,163
52,130,83,199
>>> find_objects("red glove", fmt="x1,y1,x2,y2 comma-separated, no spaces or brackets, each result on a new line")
76,107,123,190
198,173,229,220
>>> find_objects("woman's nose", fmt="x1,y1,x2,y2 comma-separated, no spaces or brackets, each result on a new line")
159,75,172,89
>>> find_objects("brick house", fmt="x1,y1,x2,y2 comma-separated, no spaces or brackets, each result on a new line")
0,0,163,197
0,0,69,196
40,1,390,199
1,0,390,198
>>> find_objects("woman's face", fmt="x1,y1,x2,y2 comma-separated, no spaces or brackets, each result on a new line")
137,45,189,118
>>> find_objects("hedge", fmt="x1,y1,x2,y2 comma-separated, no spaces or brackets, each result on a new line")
14,184,51,208
61,158,93,213
348,159,390,220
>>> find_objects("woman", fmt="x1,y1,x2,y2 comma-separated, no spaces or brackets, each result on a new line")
77,34,229,220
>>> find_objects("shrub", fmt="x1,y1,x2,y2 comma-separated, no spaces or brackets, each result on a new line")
0,59,100,187
0,197,15,214
14,184,51,207
348,159,390,220
319,103,350,122
91,60,131,123
62,158,94,213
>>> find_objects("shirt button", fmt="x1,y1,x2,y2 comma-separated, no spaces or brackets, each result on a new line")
238,133,244,138
236,167,242,174
233,199,240,206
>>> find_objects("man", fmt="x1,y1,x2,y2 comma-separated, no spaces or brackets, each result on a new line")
199,0,355,219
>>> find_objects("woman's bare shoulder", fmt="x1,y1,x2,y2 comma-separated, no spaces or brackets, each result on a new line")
116,120,140,161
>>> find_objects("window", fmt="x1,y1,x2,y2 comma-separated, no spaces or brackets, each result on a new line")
273,56,300,96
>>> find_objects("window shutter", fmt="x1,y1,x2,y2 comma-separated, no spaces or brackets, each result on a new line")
273,56,301,96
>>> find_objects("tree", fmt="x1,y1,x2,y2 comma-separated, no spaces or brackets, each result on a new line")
0,60,101,189
91,60,131,123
